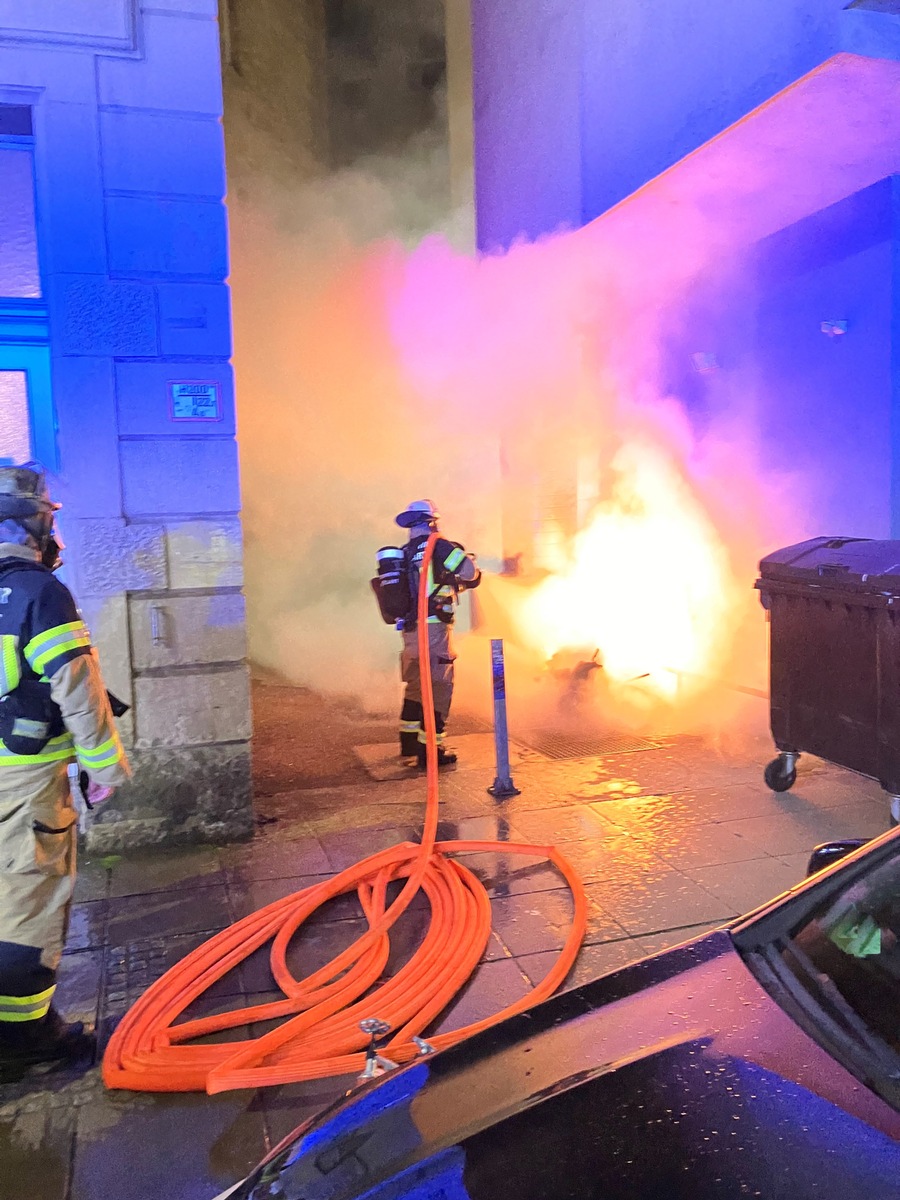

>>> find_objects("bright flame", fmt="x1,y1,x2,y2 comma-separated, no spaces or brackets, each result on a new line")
511,441,743,703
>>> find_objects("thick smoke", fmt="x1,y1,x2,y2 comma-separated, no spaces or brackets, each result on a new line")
225,10,808,733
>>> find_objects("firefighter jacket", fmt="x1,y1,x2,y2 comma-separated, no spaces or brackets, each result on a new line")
404,534,480,627
0,546,129,784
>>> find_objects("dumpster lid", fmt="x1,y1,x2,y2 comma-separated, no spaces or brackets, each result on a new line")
758,537,900,591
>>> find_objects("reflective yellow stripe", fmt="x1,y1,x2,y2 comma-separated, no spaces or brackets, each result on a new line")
417,730,446,745
24,621,90,674
12,718,49,739
0,732,74,765
0,985,55,1022
81,748,121,770
444,547,465,571
25,620,84,658
0,985,55,1008
77,735,120,764
77,740,122,771
0,634,20,695
399,721,420,733
32,636,91,677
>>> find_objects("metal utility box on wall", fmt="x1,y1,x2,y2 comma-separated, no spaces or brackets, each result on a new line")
757,537,900,822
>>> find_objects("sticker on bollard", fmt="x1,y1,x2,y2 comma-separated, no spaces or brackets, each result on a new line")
489,638,520,798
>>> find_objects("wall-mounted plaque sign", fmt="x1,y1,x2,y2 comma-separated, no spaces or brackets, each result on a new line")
168,381,222,421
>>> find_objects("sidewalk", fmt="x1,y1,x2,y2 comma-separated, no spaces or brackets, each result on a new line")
0,681,892,1200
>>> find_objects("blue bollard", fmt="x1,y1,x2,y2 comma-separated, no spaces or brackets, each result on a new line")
488,638,520,798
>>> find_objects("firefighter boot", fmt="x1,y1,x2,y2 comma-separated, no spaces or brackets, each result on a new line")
0,1007,95,1075
416,711,456,768
417,745,457,769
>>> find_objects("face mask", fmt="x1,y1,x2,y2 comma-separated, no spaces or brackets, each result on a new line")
41,527,63,572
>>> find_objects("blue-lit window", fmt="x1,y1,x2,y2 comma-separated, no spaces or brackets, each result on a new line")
0,105,56,470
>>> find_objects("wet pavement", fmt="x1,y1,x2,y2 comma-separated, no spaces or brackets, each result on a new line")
0,681,895,1200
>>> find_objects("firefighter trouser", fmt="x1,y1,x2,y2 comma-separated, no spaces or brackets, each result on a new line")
399,624,456,756
0,760,76,1028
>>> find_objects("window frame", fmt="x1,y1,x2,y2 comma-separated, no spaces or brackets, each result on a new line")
0,116,56,471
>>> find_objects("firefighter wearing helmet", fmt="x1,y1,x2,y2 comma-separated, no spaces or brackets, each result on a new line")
0,464,131,1075
393,499,480,768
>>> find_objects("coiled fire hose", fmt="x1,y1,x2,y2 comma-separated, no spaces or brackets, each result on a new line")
103,534,587,1094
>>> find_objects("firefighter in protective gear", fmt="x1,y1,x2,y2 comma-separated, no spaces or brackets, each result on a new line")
0,464,131,1074
395,500,480,768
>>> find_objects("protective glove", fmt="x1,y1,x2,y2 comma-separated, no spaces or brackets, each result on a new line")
78,770,115,809
86,781,115,808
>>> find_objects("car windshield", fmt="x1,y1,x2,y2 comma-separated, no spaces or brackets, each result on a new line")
741,841,900,1106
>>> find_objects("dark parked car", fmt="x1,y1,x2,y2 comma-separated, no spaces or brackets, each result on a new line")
215,828,900,1200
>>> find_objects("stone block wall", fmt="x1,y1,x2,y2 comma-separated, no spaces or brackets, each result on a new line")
0,0,252,848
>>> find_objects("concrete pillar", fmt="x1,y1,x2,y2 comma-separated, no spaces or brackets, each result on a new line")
445,0,476,251
470,0,584,252
0,0,252,849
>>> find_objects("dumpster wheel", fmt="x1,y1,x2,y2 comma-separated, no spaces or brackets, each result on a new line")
764,753,797,793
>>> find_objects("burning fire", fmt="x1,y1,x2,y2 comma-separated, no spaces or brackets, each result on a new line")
512,440,743,704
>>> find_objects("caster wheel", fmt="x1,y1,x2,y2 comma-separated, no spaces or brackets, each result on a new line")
764,757,796,793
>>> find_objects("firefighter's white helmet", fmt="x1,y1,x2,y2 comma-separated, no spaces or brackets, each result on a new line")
395,499,440,529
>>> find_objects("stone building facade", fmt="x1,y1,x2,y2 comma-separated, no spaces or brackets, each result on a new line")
0,0,250,849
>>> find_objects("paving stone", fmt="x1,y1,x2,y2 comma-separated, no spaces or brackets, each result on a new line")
56,950,104,1028
72,859,110,903
238,916,371,995
682,856,809,917
379,904,432,980
109,844,225,897
319,825,420,873
647,822,776,871
481,931,511,963
488,888,619,957
587,790,718,831
220,831,331,882
261,1078,358,1149
303,802,428,837
507,803,616,844
106,884,231,945
517,922,726,990
518,939,649,989
430,956,533,1036
0,1107,74,1200
435,813,529,845
100,934,245,1044
70,1088,266,1200
67,900,107,952
228,873,359,923
548,831,674,886
586,870,738,935
449,849,568,898
715,800,891,858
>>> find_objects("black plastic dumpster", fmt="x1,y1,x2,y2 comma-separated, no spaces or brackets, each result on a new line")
756,536,900,824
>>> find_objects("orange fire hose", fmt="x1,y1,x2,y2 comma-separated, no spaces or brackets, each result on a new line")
103,534,587,1094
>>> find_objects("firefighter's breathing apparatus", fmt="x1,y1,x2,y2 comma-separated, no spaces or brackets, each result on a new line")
371,499,480,630
371,541,478,630
102,533,587,1095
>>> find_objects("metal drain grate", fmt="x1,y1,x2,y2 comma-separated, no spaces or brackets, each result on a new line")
514,731,661,760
